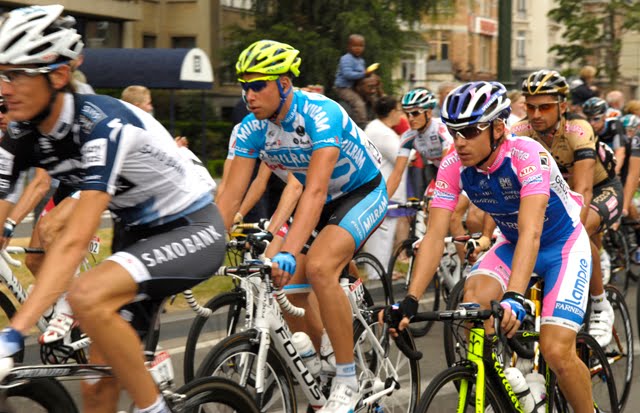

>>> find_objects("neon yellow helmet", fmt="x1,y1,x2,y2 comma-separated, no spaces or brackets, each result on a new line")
236,40,301,78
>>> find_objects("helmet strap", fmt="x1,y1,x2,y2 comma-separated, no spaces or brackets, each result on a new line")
269,78,292,122
475,123,500,168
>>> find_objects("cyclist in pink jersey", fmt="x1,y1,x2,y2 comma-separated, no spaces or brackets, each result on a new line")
385,81,595,413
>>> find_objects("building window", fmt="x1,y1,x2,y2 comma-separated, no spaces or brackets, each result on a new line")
480,35,492,72
172,36,196,48
517,0,527,19
428,32,450,61
82,20,123,48
143,35,157,48
516,31,526,67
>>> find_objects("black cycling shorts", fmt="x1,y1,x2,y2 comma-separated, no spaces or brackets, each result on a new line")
590,177,623,232
109,202,225,338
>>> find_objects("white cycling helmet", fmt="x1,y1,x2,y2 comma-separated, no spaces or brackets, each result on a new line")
0,4,83,65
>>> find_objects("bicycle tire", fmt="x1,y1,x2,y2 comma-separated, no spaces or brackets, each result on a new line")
352,252,394,306
183,290,246,382
171,376,259,413
195,329,296,413
602,229,631,294
352,319,420,412
0,378,78,413
576,332,620,413
415,364,508,412
443,278,466,367
0,293,20,363
604,285,633,413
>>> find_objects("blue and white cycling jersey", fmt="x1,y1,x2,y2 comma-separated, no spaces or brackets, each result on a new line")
233,90,382,202
0,93,212,227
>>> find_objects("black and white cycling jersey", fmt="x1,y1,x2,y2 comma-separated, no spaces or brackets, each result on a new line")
0,93,212,227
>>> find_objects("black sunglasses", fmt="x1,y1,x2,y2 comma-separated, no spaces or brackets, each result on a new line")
238,75,279,93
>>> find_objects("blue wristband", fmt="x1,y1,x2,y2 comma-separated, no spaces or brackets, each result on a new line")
272,252,297,275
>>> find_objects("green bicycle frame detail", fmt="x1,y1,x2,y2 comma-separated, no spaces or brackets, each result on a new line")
458,326,525,413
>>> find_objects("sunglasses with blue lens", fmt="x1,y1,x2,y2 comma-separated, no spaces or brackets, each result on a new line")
238,75,280,93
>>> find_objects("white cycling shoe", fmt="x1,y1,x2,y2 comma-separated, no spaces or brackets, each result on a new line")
39,295,77,345
588,302,615,348
39,312,78,344
318,383,360,413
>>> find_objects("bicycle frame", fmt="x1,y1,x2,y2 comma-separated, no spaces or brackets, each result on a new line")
228,267,406,410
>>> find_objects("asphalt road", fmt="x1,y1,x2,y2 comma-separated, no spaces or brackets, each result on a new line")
19,271,640,412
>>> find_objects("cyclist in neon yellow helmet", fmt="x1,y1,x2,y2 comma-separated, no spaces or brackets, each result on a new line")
220,39,389,412
236,40,301,121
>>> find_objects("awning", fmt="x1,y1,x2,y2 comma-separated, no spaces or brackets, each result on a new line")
81,48,214,89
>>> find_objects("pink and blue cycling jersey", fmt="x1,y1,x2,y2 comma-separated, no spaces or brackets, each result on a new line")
431,135,592,331
431,135,583,244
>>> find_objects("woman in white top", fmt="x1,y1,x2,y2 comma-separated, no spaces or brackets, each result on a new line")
363,96,406,276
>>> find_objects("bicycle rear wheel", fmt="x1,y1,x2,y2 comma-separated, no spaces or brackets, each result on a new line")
576,332,620,413
171,376,260,413
183,290,247,382
603,285,633,413
352,252,393,306
415,365,508,412
1,378,78,413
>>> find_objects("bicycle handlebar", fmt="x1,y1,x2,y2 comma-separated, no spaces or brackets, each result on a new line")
215,262,306,317
387,199,425,210
393,301,532,360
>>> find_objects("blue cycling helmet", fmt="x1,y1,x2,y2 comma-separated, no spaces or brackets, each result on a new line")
401,87,437,110
582,97,608,117
441,81,511,128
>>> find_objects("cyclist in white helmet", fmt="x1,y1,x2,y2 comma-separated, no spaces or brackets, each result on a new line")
0,5,225,413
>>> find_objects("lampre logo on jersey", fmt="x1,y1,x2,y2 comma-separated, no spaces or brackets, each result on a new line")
81,139,108,168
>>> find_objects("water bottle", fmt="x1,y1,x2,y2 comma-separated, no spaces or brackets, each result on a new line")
504,367,536,412
524,372,546,412
291,332,321,377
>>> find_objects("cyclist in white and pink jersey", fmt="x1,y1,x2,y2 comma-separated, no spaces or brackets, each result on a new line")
385,81,596,412
386,87,453,198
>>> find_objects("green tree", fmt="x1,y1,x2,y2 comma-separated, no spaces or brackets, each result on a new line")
548,0,640,88
222,0,455,95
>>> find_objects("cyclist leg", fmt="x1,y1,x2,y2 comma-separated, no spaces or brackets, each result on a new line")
462,236,513,330
539,226,593,412
81,346,120,413
308,174,387,412
585,180,623,347
69,203,225,412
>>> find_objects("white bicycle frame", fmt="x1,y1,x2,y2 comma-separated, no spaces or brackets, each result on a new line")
218,263,406,410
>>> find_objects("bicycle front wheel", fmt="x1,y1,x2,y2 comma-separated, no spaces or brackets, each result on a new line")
415,365,508,412
195,330,296,413
183,290,247,382
171,376,260,413
2,378,78,413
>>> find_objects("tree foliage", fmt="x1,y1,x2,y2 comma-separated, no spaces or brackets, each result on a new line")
222,0,455,95
548,0,640,87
